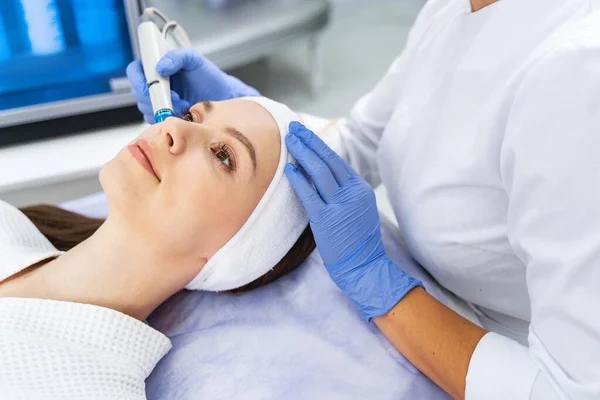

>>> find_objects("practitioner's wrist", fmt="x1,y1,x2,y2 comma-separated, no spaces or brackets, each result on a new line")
349,257,424,321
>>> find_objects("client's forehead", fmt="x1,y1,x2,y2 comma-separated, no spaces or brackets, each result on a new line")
201,99,280,140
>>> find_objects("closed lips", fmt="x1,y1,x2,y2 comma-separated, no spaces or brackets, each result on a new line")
139,141,161,181
132,140,161,181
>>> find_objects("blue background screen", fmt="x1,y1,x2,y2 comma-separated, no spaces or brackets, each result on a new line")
0,0,134,111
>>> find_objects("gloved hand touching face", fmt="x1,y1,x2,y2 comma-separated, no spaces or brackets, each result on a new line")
126,49,259,124
284,122,423,321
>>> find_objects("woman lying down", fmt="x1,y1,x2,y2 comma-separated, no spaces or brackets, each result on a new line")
0,97,314,399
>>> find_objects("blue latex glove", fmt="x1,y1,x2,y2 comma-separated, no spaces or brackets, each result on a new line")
285,122,423,321
126,49,259,124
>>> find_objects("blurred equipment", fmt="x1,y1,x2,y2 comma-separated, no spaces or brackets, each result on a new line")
138,7,191,122
0,8,10,62
144,0,329,77
203,0,243,9
0,0,329,147
72,0,130,73
19,0,66,56
0,0,142,146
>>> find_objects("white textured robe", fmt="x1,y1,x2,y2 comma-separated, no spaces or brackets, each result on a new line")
0,200,171,399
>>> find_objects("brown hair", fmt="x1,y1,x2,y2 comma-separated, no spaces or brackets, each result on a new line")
19,204,315,293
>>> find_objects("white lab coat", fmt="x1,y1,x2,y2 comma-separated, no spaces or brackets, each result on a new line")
326,0,600,398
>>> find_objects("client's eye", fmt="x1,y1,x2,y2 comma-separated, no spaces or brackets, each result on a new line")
181,108,236,172
181,108,202,123
181,110,194,122
213,145,236,172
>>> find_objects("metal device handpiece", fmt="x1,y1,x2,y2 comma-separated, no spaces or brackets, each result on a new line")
137,8,192,123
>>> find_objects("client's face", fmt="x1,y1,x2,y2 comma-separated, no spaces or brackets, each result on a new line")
100,99,281,264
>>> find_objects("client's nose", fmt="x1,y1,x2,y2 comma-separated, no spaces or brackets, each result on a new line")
161,117,189,156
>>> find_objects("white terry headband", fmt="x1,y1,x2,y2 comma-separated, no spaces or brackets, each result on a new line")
185,97,309,291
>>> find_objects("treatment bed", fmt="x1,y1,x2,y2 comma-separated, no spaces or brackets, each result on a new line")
61,193,456,400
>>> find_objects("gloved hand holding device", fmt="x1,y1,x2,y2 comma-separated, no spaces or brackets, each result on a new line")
285,122,423,321
126,48,259,124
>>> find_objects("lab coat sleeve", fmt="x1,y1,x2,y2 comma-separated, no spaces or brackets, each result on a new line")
466,41,600,399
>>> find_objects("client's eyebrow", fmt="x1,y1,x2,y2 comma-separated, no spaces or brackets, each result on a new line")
224,127,257,171
202,100,213,113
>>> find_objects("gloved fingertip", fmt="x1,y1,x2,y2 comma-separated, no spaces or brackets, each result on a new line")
125,59,141,72
285,133,299,144
284,163,298,174
294,123,313,139
126,61,147,93
289,121,303,132
125,60,136,77
156,57,175,75
245,87,261,97
174,99,190,117
170,90,180,101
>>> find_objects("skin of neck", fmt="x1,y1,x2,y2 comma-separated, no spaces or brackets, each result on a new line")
470,0,501,13
13,216,207,321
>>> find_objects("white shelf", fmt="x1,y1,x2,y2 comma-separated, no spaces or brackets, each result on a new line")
0,122,147,194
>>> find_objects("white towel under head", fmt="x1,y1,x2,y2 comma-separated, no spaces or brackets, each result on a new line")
185,97,309,291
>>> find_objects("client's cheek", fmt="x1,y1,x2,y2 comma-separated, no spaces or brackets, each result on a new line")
201,203,253,256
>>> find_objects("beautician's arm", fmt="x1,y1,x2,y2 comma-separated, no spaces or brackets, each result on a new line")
285,123,486,399
287,43,600,400
374,288,486,399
